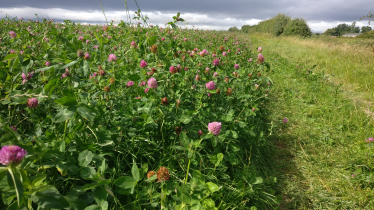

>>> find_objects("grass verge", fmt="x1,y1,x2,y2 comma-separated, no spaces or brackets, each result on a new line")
246,34,374,209
248,33,374,106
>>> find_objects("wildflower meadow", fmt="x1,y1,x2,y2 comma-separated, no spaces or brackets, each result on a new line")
0,12,278,209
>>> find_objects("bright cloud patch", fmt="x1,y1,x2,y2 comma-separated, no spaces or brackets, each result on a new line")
0,7,370,32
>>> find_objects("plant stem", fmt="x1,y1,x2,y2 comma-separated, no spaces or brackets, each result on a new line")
184,158,191,185
62,119,69,143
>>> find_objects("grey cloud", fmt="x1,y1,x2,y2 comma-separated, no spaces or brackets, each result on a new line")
0,0,372,23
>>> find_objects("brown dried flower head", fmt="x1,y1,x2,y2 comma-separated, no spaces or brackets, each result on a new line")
175,126,182,135
147,171,156,179
99,69,106,76
109,78,115,84
161,97,168,105
77,49,84,57
157,167,170,182
257,72,261,77
226,87,232,96
216,88,220,94
151,44,157,53
103,86,110,92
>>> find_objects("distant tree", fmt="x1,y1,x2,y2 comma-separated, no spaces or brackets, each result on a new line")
323,28,337,36
361,26,372,33
241,25,253,33
272,14,291,36
334,23,351,36
283,18,312,37
228,26,239,32
350,22,360,33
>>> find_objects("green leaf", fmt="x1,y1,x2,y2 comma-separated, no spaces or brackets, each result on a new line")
142,163,148,173
77,104,96,121
94,186,107,206
54,106,77,123
179,115,192,124
252,177,263,185
202,198,216,210
224,110,234,122
55,96,77,106
132,162,140,181
0,168,7,182
83,60,90,77
211,137,217,147
78,150,93,167
80,167,99,180
32,187,70,209
170,146,187,151
3,54,18,61
65,195,87,210
206,182,220,193
9,57,19,72
56,164,68,176
114,176,136,189
180,132,190,148
231,130,238,139
61,60,78,69
148,36,157,46
43,78,59,97
191,170,205,187
215,153,224,167
128,74,141,81
209,155,218,165
84,205,101,210
31,175,46,187
176,185,190,204
7,168,23,206
145,174,157,182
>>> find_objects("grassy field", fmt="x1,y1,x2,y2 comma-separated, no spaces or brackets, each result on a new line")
249,33,374,107
235,33,374,209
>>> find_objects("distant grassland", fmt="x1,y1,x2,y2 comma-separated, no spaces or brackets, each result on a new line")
240,33,374,103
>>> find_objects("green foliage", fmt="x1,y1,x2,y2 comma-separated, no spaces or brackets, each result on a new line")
357,29,374,38
241,25,255,33
283,18,312,37
0,10,278,210
323,28,338,36
246,14,310,37
228,26,240,32
251,34,374,208
273,14,291,36
323,22,363,36
360,26,372,33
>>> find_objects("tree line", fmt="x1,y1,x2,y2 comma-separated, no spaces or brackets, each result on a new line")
323,22,372,36
228,14,312,37
228,13,373,38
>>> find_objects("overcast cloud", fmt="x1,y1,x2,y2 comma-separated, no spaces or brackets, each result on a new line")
0,0,372,32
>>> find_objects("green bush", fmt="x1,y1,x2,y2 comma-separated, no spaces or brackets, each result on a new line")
273,14,291,36
357,29,374,38
283,18,312,37
228,26,239,32
241,25,255,33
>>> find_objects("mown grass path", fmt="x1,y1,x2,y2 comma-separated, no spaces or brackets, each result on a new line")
247,34,374,209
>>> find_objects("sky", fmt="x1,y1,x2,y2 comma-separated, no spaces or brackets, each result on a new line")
0,0,372,33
